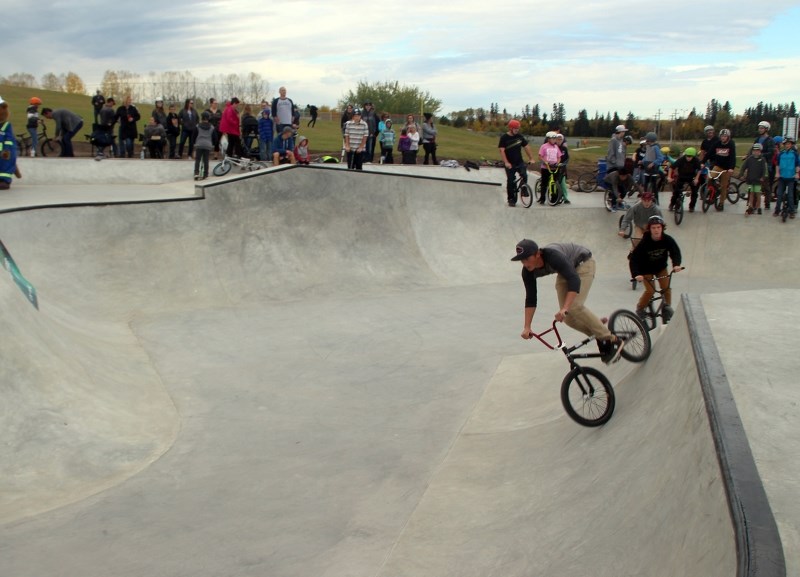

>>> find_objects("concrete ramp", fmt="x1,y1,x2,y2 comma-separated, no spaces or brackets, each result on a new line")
0,165,790,576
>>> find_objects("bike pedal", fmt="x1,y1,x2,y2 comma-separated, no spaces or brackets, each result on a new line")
610,339,626,363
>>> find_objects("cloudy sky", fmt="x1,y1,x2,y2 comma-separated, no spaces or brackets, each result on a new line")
6,0,800,119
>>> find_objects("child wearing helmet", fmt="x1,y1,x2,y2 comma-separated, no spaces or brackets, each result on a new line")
774,136,800,218
537,132,563,205
754,120,776,197
629,215,683,322
26,97,42,157
737,143,768,215
640,132,665,193
707,129,737,209
667,147,702,211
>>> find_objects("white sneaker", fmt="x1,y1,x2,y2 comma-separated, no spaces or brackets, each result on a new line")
30,150,36,158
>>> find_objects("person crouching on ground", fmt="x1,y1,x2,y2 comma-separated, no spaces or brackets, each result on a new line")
272,126,296,165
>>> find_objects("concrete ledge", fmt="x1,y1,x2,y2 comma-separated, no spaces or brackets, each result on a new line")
683,293,786,577
17,157,195,185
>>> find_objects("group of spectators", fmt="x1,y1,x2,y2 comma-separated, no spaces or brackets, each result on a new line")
340,103,439,169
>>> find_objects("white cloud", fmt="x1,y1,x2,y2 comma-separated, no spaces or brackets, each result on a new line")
4,0,800,117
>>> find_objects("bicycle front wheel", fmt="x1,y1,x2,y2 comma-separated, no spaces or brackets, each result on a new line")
547,182,562,206
608,309,652,363
520,183,533,208
674,198,684,225
602,188,613,212
561,366,615,427
212,160,232,176
40,139,61,157
577,172,598,193
700,184,711,213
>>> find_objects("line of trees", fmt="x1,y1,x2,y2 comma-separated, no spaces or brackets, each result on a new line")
445,98,798,140
0,70,271,107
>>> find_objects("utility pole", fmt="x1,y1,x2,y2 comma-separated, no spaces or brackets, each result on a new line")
655,109,662,138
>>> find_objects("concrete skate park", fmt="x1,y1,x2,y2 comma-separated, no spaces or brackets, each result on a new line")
1,159,796,577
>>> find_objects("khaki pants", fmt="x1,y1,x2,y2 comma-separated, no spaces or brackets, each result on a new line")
637,269,671,310
554,259,612,341
712,166,731,203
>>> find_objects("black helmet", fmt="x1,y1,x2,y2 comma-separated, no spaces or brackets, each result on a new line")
648,215,665,227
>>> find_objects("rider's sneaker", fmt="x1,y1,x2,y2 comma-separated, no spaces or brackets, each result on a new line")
757,208,762,215
635,308,647,321
507,202,516,207
563,199,571,204
662,304,674,323
600,337,621,364
745,207,753,217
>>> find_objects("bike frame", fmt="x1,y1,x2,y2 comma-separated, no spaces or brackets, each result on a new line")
531,321,602,368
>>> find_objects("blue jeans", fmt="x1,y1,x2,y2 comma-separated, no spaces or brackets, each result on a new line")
776,178,797,214
259,138,271,161
28,127,38,156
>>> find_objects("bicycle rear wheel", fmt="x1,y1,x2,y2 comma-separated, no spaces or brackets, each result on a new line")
560,366,615,427
40,138,61,157
577,172,598,192
608,309,652,363
737,180,750,202
520,183,533,208
726,182,739,204
212,160,232,176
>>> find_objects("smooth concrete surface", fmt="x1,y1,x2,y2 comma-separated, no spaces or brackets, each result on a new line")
0,163,796,576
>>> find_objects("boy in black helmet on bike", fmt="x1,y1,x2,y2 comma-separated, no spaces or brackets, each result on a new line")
629,215,683,322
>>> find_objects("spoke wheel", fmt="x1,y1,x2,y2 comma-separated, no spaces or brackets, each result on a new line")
212,160,232,176
608,309,652,363
520,183,533,208
560,367,615,427
577,172,598,192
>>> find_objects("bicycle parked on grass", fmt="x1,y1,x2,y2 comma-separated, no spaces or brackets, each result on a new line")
699,169,738,212
212,155,271,176
633,270,682,331
16,120,61,157
530,310,652,427
535,163,565,206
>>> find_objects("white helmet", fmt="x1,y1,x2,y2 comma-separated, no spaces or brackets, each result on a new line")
545,131,558,138
155,96,165,103
758,121,770,130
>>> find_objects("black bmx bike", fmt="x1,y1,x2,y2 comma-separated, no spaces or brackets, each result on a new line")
514,169,535,208
634,269,682,331
530,311,652,427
